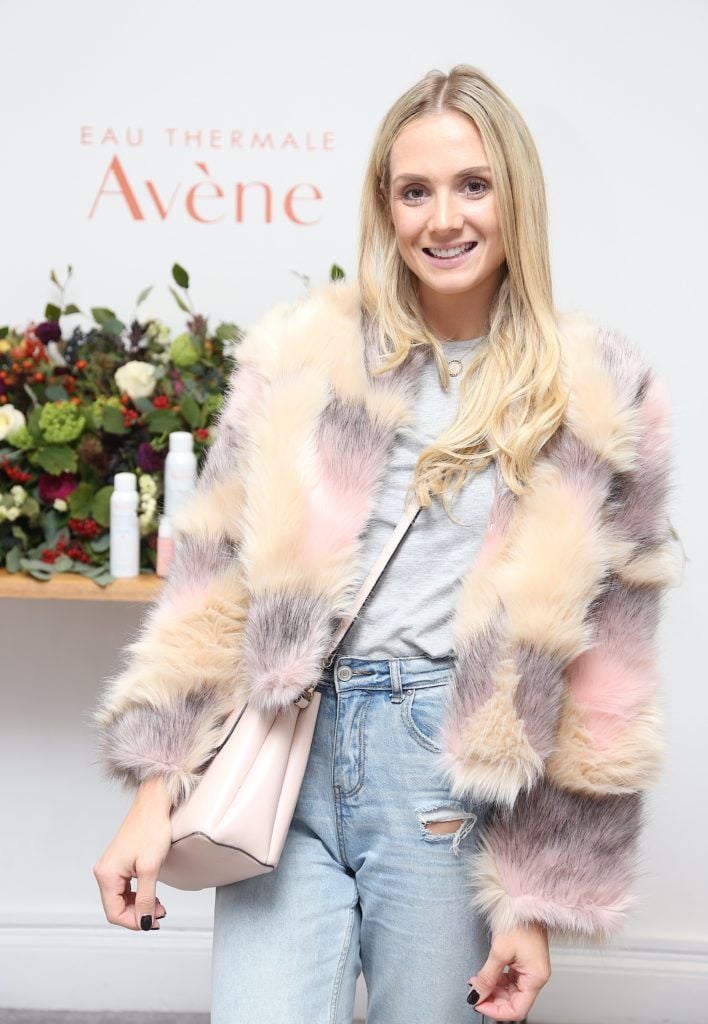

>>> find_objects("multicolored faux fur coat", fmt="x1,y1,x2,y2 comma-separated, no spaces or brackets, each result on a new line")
91,278,684,945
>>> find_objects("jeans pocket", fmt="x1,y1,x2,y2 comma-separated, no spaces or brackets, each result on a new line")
401,682,449,753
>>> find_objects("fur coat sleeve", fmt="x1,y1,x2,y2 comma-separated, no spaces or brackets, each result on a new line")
463,326,685,944
89,305,279,811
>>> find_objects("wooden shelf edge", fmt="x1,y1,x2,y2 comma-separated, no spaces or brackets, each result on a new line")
0,567,165,602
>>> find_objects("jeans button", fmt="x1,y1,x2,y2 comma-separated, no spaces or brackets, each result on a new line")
337,664,352,681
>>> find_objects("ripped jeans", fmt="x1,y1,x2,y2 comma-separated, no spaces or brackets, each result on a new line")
211,654,492,1024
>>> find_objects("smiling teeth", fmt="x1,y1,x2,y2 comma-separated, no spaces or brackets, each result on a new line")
428,242,475,258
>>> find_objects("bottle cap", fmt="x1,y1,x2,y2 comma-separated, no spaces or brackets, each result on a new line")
169,431,194,453
113,472,137,491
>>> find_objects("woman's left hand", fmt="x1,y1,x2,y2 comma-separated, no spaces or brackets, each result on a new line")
467,922,551,1021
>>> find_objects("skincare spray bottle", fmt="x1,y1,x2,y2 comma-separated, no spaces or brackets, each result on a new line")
164,431,197,518
156,514,174,578
109,472,140,578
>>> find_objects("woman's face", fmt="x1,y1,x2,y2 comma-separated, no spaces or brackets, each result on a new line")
387,110,506,311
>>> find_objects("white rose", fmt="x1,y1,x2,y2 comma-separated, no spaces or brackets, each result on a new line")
6,506,20,521
53,498,68,512
114,360,157,400
10,485,27,505
46,341,69,368
0,404,26,441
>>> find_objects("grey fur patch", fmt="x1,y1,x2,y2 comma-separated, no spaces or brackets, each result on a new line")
93,682,230,805
164,531,237,595
314,395,393,484
512,641,566,760
485,776,644,905
243,588,334,709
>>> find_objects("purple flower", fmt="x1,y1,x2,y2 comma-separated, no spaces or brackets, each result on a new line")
38,471,78,502
136,441,165,473
170,369,185,396
34,321,62,343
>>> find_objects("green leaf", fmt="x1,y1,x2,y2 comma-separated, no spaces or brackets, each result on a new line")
145,408,182,433
28,568,54,581
5,546,21,572
40,509,60,543
88,532,111,553
330,263,345,281
27,407,44,441
132,396,155,414
67,481,94,518
20,558,51,570
99,317,125,337
214,321,239,341
92,485,113,527
89,571,113,588
45,303,62,322
36,445,78,474
91,306,116,325
11,524,29,544
63,303,81,316
172,263,190,289
136,285,153,306
179,395,201,429
52,553,73,572
169,286,190,313
102,404,127,435
0,326,8,339
45,383,69,402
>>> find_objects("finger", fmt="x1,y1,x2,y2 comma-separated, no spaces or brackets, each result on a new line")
474,987,534,1021
469,947,510,1006
95,866,138,929
134,859,160,931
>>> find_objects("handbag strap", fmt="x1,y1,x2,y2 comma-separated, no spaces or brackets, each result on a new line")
293,494,423,706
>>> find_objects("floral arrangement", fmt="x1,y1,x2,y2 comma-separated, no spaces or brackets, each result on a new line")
0,262,345,586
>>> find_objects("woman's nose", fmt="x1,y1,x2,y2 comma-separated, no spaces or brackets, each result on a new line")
427,196,464,233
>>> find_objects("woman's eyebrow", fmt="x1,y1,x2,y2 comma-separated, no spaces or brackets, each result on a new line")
392,165,491,185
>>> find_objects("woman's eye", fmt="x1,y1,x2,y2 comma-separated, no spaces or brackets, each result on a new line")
401,179,488,203
464,179,488,197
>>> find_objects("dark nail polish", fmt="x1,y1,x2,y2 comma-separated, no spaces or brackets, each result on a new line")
140,914,152,931
467,987,480,1005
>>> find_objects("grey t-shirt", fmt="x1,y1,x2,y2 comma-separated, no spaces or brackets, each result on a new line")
340,335,495,659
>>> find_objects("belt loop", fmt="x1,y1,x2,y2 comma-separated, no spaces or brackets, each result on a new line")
389,658,404,703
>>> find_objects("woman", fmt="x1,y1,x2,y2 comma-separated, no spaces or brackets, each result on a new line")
91,64,684,1023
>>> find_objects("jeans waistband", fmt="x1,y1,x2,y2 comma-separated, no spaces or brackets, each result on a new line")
316,654,456,695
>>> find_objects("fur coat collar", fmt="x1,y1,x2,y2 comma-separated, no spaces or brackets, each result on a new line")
93,278,684,943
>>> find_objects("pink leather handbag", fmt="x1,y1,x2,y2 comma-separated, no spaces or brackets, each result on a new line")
158,497,422,890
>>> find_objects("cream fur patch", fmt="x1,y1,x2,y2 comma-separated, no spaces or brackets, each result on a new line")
545,696,667,795
558,311,644,472
436,656,545,805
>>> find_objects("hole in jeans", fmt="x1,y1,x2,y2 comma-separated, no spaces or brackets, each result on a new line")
422,818,464,835
418,809,478,855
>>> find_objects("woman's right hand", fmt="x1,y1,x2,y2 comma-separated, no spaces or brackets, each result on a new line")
93,776,174,931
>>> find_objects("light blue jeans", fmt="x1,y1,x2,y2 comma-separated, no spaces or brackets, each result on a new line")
211,654,492,1023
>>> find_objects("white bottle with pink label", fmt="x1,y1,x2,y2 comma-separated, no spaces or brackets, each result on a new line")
109,472,140,578
164,431,197,518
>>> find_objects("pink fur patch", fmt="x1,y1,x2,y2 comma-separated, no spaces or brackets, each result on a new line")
298,436,384,565
224,364,268,432
638,377,671,460
566,646,657,751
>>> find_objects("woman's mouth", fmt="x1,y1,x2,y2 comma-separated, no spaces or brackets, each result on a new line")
422,241,478,268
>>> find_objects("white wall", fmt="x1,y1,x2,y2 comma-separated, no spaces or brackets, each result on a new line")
1,1,706,1021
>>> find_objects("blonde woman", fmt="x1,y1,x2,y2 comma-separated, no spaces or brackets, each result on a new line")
92,64,683,1023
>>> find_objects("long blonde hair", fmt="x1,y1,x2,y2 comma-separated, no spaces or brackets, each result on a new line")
357,63,569,521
